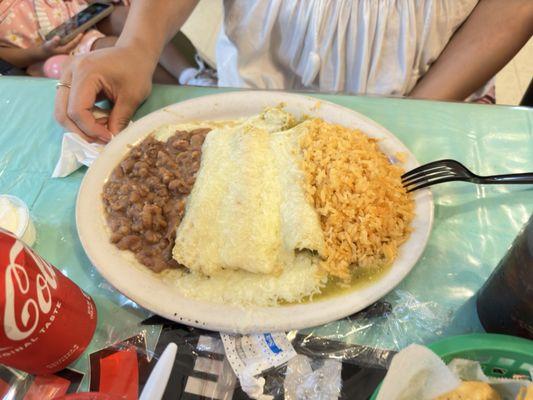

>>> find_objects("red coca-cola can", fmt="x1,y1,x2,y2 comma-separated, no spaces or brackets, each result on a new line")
0,228,97,375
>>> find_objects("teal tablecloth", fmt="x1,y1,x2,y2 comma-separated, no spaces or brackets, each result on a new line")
1,76,532,384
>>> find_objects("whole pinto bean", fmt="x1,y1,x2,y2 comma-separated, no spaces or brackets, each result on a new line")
117,235,142,251
141,204,153,228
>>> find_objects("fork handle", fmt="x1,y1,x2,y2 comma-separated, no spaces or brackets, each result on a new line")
479,173,533,184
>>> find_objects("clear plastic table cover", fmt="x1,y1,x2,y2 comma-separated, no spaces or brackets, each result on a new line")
1,77,532,391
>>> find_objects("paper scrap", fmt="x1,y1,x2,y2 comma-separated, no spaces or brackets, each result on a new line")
376,344,460,400
52,107,111,178
447,358,532,399
221,332,296,399
52,132,103,178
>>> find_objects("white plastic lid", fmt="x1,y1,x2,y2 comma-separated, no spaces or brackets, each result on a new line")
0,195,35,246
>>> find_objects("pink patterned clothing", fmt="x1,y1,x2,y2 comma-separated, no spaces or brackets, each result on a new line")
0,0,104,55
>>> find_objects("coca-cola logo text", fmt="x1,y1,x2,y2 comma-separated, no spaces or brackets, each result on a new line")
3,240,58,341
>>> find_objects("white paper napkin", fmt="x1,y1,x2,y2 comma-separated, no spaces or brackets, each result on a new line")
376,344,460,400
52,132,104,178
52,107,111,178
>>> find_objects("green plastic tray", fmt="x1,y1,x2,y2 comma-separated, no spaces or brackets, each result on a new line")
370,334,533,399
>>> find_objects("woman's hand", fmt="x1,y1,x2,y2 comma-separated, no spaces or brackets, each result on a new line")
54,45,154,143
40,34,83,57
54,0,198,142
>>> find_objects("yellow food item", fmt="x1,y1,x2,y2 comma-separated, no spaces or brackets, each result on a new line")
516,384,533,400
271,123,326,256
435,381,501,400
171,108,414,305
300,119,414,281
172,109,325,276
164,252,326,307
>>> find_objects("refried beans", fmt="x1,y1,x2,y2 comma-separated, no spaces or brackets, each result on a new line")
102,128,210,272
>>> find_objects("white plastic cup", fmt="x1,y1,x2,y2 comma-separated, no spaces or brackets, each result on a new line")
0,195,36,246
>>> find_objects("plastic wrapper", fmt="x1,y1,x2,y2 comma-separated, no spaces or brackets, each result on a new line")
1,77,533,398
301,290,453,354
0,318,385,399
0,292,482,399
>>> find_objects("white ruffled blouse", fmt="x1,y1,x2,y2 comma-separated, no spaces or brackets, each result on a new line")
216,0,480,96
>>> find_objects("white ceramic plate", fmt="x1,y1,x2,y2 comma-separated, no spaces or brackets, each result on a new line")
77,91,433,333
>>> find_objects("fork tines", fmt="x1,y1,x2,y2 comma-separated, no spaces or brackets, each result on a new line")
402,159,466,192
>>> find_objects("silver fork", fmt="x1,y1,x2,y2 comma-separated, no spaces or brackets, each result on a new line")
402,159,533,192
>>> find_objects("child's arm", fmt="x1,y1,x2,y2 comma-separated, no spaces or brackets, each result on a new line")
0,46,48,68
0,34,83,68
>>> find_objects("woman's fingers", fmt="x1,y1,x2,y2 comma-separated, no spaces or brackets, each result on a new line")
54,67,82,133
54,46,153,142
55,71,109,144
54,59,112,143
108,96,138,134
55,86,104,143
67,71,113,142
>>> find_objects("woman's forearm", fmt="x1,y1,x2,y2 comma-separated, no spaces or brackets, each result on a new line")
410,0,533,101
0,46,45,68
115,0,199,70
